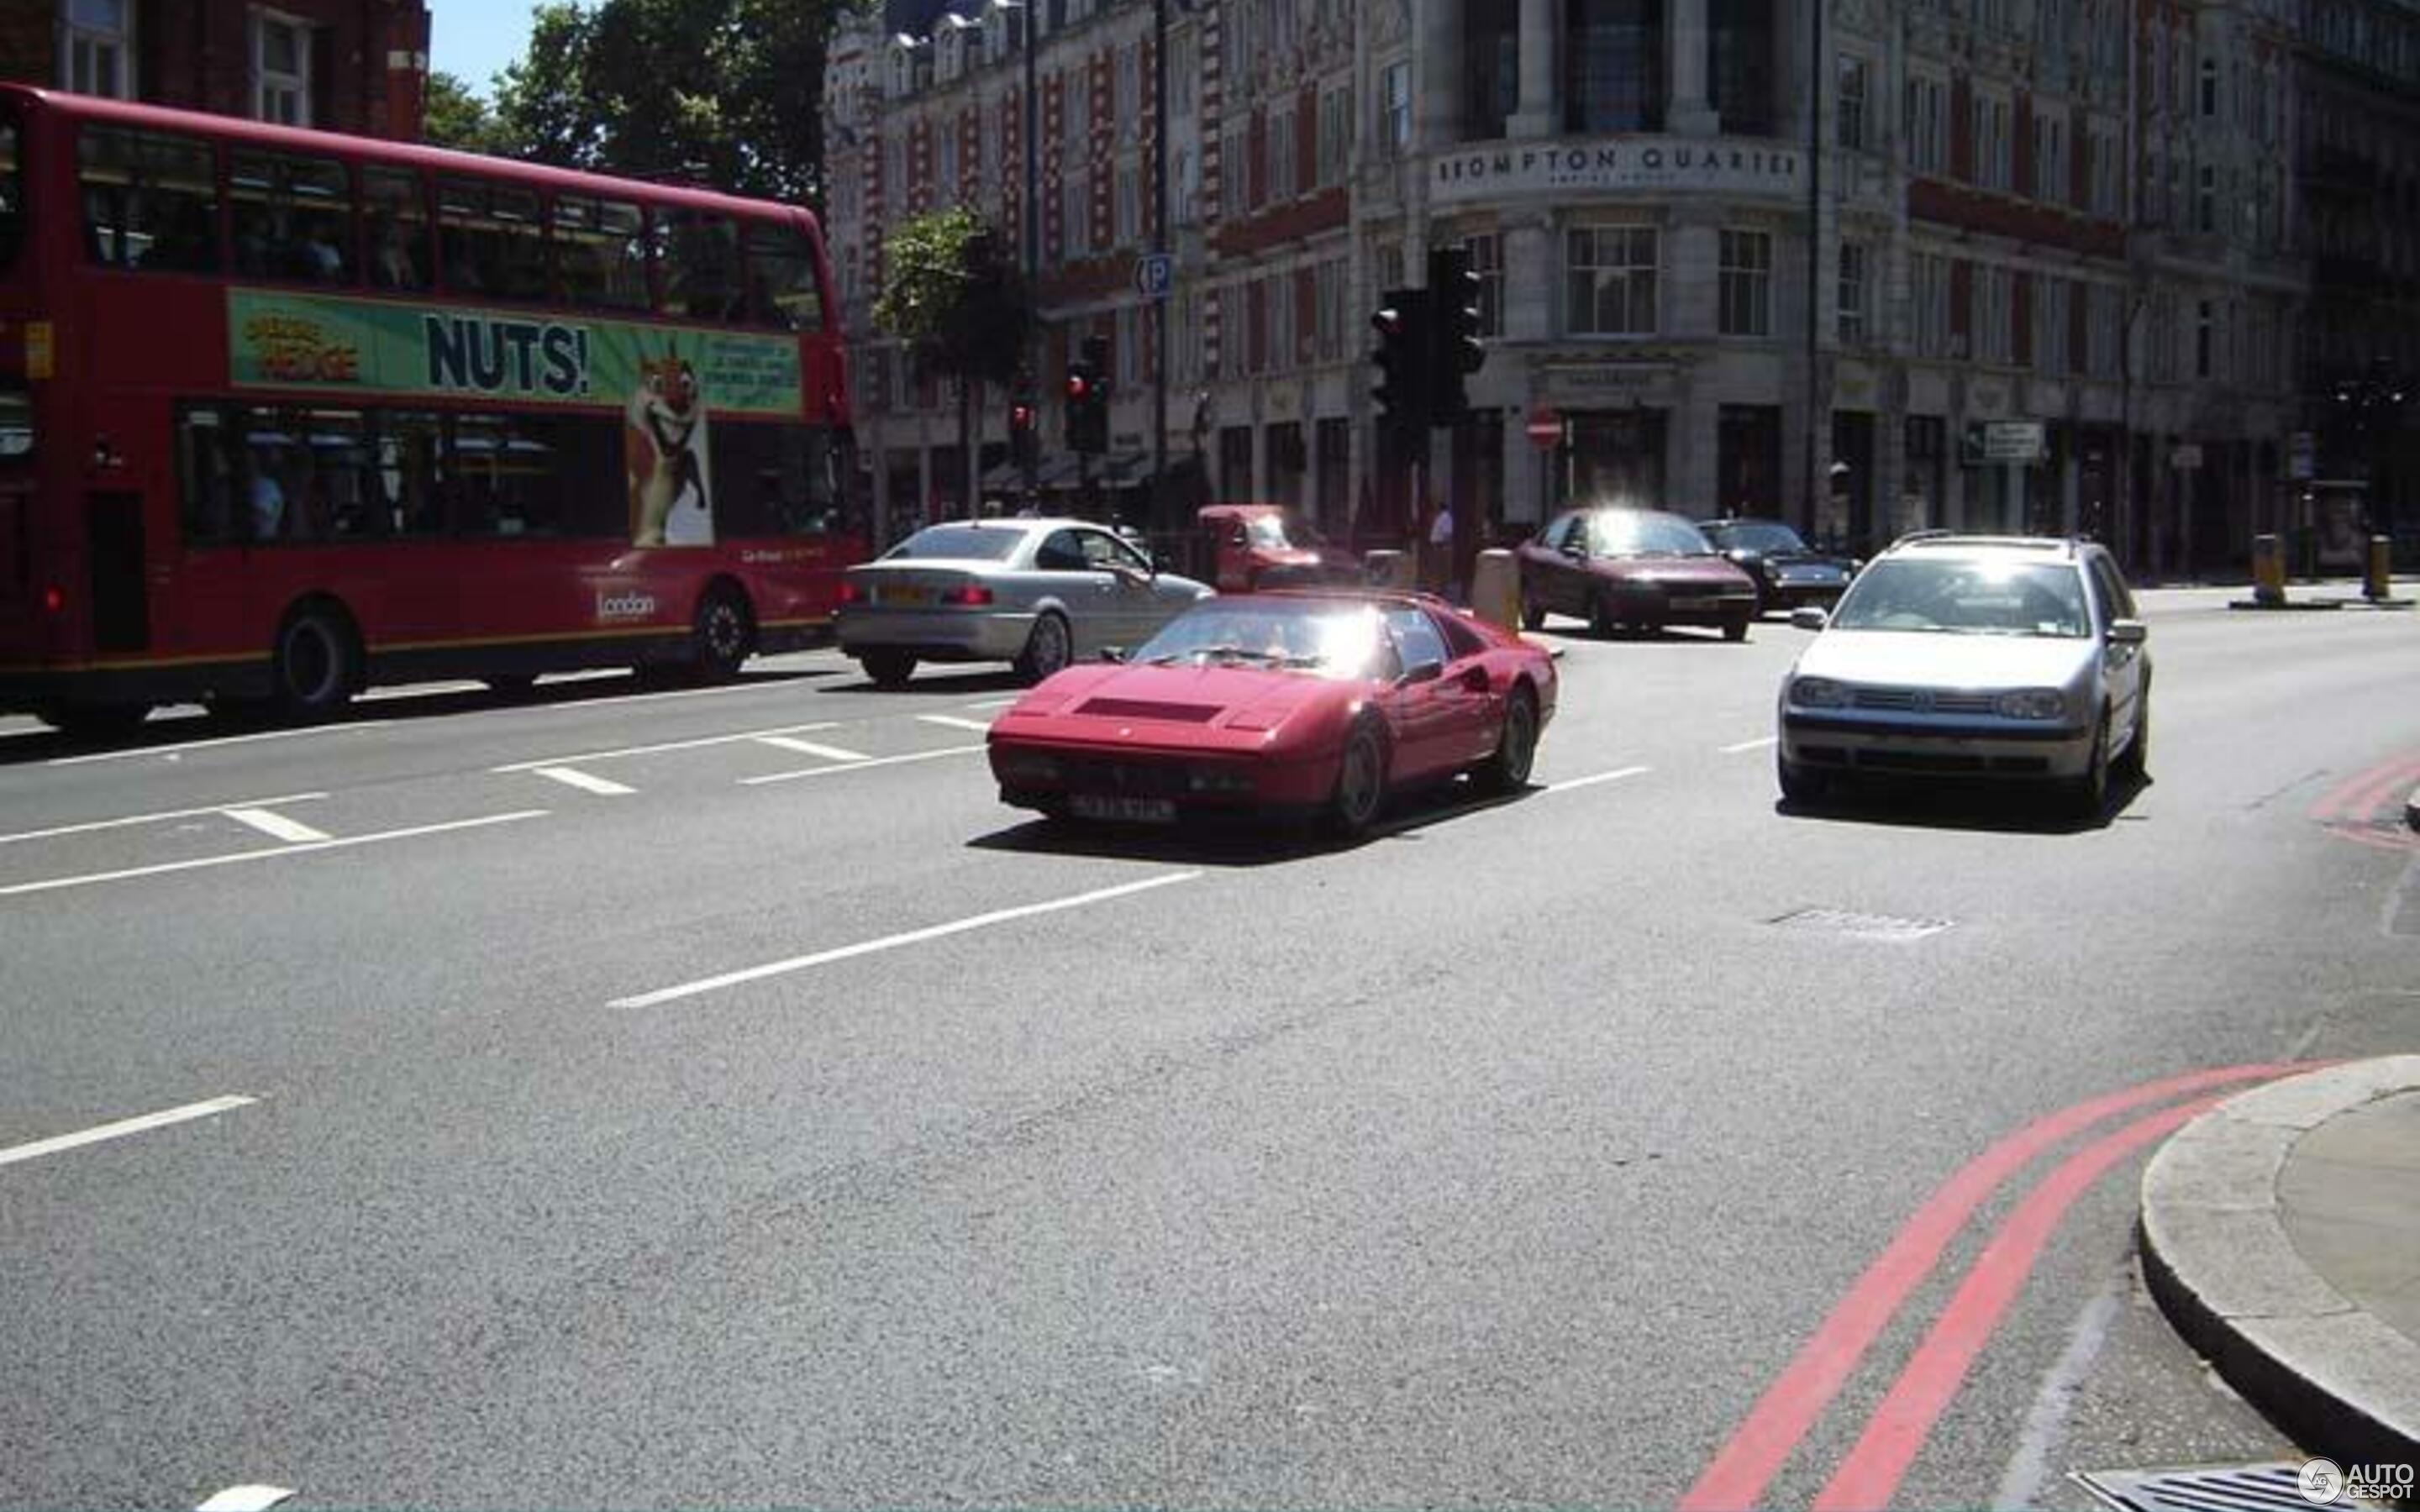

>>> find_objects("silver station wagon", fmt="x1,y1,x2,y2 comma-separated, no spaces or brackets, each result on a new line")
837,518,1214,686
1776,533,2151,816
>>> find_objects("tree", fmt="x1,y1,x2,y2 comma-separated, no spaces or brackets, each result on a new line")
874,207,1036,520
421,71,512,155
490,0,862,204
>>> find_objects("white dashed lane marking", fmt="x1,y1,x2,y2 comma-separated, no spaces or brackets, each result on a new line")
0,1095,259,1170
221,807,335,844
0,794,328,846
491,722,840,773
740,744,986,785
755,735,871,764
194,1486,295,1512
1544,765,1652,794
0,811,549,899
1722,736,1780,753
530,765,638,797
917,714,996,734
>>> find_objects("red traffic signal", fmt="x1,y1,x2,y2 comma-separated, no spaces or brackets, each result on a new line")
1011,402,1036,430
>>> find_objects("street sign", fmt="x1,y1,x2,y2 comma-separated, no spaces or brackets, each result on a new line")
2171,443,2204,471
1134,253,1174,301
1981,421,2046,464
2289,431,2316,481
1526,408,1563,449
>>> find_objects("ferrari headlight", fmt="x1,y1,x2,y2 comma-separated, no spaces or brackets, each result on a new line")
1995,688,2067,720
1790,675,1849,709
995,749,1062,783
1186,765,1255,795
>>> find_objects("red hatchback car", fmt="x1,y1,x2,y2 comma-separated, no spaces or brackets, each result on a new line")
988,591,1557,837
1517,507,1760,641
1197,504,1362,593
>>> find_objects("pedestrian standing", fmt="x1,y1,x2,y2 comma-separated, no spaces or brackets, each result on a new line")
1427,497,1456,598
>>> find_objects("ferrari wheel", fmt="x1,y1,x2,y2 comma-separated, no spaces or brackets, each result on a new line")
1327,720,1388,839
1474,687,1538,795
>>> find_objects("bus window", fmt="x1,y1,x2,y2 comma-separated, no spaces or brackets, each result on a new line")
0,389,31,460
0,108,22,274
377,412,449,535
713,423,833,537
364,167,429,291
656,210,742,321
439,177,547,302
295,409,372,537
552,195,649,312
79,126,219,273
176,405,242,543
230,150,353,284
744,220,826,332
450,413,565,537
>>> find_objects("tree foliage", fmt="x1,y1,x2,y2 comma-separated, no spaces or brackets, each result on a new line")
873,207,1033,391
420,71,511,155
489,0,864,203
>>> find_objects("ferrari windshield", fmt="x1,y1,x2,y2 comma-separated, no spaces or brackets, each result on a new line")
1244,511,1325,549
1829,558,2092,638
1132,601,1384,678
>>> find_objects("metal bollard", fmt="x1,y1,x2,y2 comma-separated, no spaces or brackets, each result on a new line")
2365,535,2393,601
2251,533,2286,606
1469,549,1522,631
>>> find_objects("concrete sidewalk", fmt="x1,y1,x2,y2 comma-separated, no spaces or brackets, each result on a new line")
2140,1057,2420,1476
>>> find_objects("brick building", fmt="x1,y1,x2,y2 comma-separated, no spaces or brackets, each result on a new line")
830,0,2374,579
2,0,432,142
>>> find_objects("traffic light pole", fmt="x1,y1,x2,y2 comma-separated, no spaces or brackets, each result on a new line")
1022,0,1041,512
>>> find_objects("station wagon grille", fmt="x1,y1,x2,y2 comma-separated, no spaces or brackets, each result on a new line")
1078,698,1223,723
1852,687,1996,715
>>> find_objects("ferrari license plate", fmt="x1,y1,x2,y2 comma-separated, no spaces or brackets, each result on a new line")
1071,795,1178,824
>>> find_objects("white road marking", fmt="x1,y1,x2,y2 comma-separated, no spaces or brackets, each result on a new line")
0,1095,258,1170
1991,1279,2124,1512
1722,736,1780,753
755,735,872,763
613,870,1204,1008
530,765,638,796
47,722,389,768
1544,765,1652,794
964,697,1023,711
195,1486,295,1512
537,680,787,712
0,794,328,847
918,714,995,733
0,811,548,899
740,744,986,785
492,722,839,772
358,680,485,701
222,807,335,844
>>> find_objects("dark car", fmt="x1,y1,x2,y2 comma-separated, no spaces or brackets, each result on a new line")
1698,517,1860,616
1516,507,1760,641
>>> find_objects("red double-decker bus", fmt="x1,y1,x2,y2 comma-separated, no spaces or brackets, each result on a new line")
0,85,862,735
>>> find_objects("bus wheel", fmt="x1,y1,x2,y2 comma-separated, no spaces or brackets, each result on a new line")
691,586,753,683
273,605,359,720
35,701,152,740
482,675,539,698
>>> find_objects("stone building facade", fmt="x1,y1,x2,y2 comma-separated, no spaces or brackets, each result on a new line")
1,0,432,142
831,0,2346,577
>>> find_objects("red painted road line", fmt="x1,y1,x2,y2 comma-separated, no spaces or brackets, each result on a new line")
1808,1096,2219,1512
2314,756,2420,825
2326,822,2417,853
1676,1063,2303,1512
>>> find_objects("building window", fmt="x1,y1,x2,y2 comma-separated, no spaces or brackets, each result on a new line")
254,10,313,127
1977,265,2012,363
63,0,134,98
1718,228,1770,337
1380,61,1412,159
1465,3,1519,139
2196,164,2215,232
2196,299,2214,378
1707,0,1776,138
1567,225,1658,336
1912,251,1949,357
2199,58,2217,117
1972,93,2011,190
1269,108,1296,202
1565,0,1664,134
1314,257,1346,361
1116,160,1139,244
939,129,960,196
2032,110,2066,205
2087,283,2121,377
1465,232,1503,338
1318,89,1350,187
1837,240,1867,346
2033,276,2070,374
1906,75,1947,175
1836,55,1868,150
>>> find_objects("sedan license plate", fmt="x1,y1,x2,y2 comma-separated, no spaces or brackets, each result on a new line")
1669,596,1713,611
881,585,932,606
1070,795,1178,824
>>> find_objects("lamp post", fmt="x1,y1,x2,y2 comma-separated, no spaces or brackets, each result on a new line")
1022,0,1041,510
1152,0,1170,533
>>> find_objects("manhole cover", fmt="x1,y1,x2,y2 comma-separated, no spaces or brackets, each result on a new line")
1766,906,1953,941
2075,1462,2336,1512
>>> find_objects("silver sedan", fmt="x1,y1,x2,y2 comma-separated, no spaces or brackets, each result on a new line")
837,518,1214,686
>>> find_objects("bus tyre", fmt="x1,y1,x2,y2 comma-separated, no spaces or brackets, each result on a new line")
273,606,358,720
483,675,539,698
691,586,753,683
35,701,152,741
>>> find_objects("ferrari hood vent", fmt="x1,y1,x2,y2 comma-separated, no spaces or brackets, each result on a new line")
1076,697,1223,723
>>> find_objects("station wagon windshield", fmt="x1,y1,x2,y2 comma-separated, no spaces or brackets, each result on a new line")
1829,559,2091,638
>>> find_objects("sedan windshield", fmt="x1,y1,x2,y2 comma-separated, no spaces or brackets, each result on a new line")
882,524,1025,561
1131,601,1384,679
1705,521,1807,554
1829,559,2091,638
1592,512,1715,556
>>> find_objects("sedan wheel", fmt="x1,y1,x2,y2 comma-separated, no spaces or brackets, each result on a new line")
1328,722,1388,838
860,648,917,687
1014,612,1072,684
1589,592,1618,640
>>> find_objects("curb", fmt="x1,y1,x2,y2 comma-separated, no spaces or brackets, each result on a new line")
2139,1058,2420,1473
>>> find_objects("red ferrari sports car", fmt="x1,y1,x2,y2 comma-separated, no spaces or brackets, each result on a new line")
987,591,1558,837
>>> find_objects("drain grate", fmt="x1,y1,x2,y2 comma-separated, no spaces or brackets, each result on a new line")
1766,906,1954,941
2075,1462,2329,1512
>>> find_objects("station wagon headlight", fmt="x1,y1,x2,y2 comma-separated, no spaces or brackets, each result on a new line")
1995,688,2066,721
1789,675,1849,709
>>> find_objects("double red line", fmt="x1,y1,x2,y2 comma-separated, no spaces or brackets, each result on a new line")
1678,1063,2316,1512
2312,754,2420,851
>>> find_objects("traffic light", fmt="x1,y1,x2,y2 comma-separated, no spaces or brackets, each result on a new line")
1370,286,1432,438
1428,245,1486,424
1065,334,1110,454
1008,384,1039,470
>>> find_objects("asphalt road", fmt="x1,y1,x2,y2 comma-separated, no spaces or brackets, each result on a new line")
3,586,2415,1509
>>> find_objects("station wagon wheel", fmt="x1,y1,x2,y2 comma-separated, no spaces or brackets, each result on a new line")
1328,720,1388,839
2065,711,2112,819
1475,686,1538,795
2115,682,2149,780
1014,611,1072,684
